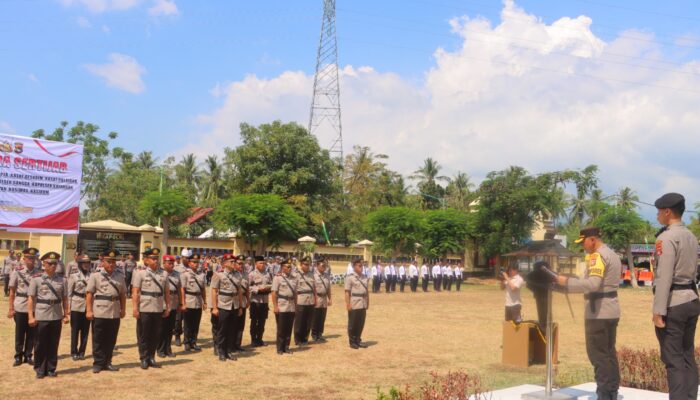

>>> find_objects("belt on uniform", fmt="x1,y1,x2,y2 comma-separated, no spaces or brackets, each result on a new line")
584,291,617,313
95,295,119,302
185,290,201,296
351,293,366,297
36,299,62,305
671,283,697,291
297,290,312,294
218,291,234,297
278,295,294,300
15,292,28,298
71,292,86,298
140,291,163,297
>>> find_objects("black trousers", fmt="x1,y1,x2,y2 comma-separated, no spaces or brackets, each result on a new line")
125,272,132,296
656,299,700,400
422,276,429,292
505,305,522,322
585,318,620,395
442,276,449,290
390,276,397,291
34,320,62,375
210,313,219,347
311,307,327,339
447,276,453,291
216,308,238,355
294,304,315,344
455,277,462,291
3,274,9,296
70,310,90,356
347,309,367,345
385,278,391,293
158,310,176,354
14,312,35,359
399,276,406,292
184,308,202,345
276,312,295,352
235,308,246,349
249,302,269,343
92,318,120,368
372,277,381,293
433,277,441,291
137,312,162,360
410,277,418,292
174,310,184,337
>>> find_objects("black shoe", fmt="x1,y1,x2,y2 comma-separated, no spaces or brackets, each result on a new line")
72,354,79,361
277,350,284,355
192,344,202,351
104,364,119,372
226,353,236,361
140,359,149,370
47,371,57,377
36,372,45,379
357,342,368,348
349,343,359,349
213,347,218,356
166,351,176,358
258,341,267,347
148,358,160,368
78,353,86,360
25,356,34,365
184,344,192,352
175,336,181,346
92,366,101,374
219,354,227,362
157,352,166,358
13,357,22,367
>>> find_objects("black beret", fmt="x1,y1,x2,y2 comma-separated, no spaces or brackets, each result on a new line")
280,258,292,266
23,247,39,257
189,254,200,261
103,249,120,259
300,256,311,263
143,248,161,257
41,251,61,262
254,255,265,262
574,227,601,244
654,193,685,210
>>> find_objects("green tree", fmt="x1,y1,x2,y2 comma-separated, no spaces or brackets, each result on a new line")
594,204,646,288
136,151,158,170
201,155,225,207
31,121,121,211
422,209,474,259
364,207,424,257
410,157,447,210
212,194,304,254
139,189,192,255
689,202,700,239
445,172,475,211
568,165,599,223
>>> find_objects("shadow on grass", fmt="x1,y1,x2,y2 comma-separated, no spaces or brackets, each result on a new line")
362,341,378,347
113,358,193,370
58,365,96,375
58,354,93,361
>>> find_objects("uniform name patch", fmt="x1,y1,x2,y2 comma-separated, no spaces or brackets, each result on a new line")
656,240,663,256
588,252,605,278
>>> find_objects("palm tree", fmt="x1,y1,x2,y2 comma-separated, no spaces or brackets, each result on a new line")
176,154,200,191
201,155,224,207
343,145,388,197
446,171,474,210
569,165,599,223
136,151,158,170
410,158,448,209
616,187,639,210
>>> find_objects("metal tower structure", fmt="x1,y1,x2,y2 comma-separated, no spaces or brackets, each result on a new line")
309,0,343,165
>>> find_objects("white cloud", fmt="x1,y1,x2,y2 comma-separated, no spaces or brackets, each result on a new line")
59,0,141,13
101,25,111,34
83,53,146,93
0,121,15,134
148,0,178,17
76,16,91,28
183,0,700,209
27,73,39,84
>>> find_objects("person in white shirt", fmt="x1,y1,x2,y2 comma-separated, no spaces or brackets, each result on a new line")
455,263,464,291
370,264,380,293
383,263,392,293
501,265,524,322
421,264,429,292
398,263,407,292
408,262,419,292
389,263,397,292
442,265,451,291
431,264,441,292
346,262,354,276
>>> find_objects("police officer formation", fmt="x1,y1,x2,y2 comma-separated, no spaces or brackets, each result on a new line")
6,246,370,379
367,260,465,293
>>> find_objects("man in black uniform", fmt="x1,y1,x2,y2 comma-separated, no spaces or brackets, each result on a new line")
652,193,700,400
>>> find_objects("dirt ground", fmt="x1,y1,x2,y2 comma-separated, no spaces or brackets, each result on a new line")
0,280,685,399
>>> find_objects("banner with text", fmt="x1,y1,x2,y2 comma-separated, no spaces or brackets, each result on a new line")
0,133,84,233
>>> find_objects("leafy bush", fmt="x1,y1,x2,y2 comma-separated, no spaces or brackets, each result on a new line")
376,371,491,400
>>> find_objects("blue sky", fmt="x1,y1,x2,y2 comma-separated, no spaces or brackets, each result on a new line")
2,0,700,219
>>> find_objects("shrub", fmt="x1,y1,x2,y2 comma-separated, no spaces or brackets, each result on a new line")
617,346,668,392
376,371,491,400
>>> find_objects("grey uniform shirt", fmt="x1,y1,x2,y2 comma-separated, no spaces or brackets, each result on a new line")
181,269,206,309
249,269,272,304
212,271,240,311
272,274,297,312
345,272,369,310
313,271,331,308
294,270,316,306
236,271,249,308
66,261,79,276
3,257,17,274
125,260,136,273
87,271,126,319
653,223,700,315
29,274,67,321
133,268,170,313
68,270,90,312
166,270,182,311
9,265,38,313
567,244,621,319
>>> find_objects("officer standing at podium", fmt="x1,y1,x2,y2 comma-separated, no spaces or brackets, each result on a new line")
556,227,621,400
652,193,700,400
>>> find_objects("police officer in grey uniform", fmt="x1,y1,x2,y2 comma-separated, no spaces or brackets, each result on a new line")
211,253,243,361
65,251,80,276
651,193,700,400
232,255,250,352
293,256,316,346
86,249,127,373
28,251,69,378
181,253,207,351
312,258,332,342
345,258,370,349
173,254,188,346
8,247,40,366
3,250,18,296
132,247,170,369
158,254,185,358
557,227,621,400
68,254,92,360
249,255,272,347
272,258,297,355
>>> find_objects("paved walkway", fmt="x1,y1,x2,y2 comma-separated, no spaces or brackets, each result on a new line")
483,382,670,399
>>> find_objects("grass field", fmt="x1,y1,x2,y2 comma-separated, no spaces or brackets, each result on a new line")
0,280,688,399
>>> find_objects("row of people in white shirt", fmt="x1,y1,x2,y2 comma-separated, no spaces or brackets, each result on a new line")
345,263,465,279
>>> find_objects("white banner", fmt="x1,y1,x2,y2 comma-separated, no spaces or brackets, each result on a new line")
0,133,84,234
